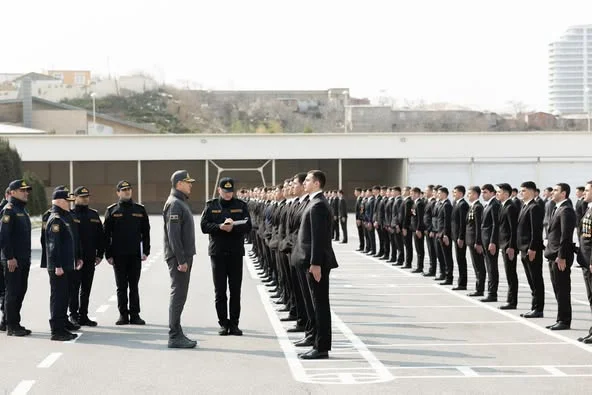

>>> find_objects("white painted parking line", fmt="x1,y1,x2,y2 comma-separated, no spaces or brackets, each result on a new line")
390,364,592,370
37,352,63,368
108,295,117,302
96,304,110,313
347,320,519,325
366,341,567,348
333,305,481,309
366,293,447,296
10,380,35,395
245,257,260,280
542,366,567,376
457,366,479,377
437,285,592,354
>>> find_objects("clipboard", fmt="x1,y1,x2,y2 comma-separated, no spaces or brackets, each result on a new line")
232,219,248,225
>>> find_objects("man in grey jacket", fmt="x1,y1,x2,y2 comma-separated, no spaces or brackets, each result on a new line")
163,170,197,349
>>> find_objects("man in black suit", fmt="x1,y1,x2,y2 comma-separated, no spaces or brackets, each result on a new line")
466,186,485,297
511,188,522,212
436,187,453,285
517,181,546,319
376,187,390,258
391,187,405,266
337,190,347,244
423,185,438,276
544,183,576,331
451,185,469,290
384,188,396,262
410,187,425,273
400,187,414,269
354,188,364,251
575,186,588,238
496,183,519,310
330,191,340,242
364,188,378,255
480,184,500,302
292,170,338,359
576,181,592,343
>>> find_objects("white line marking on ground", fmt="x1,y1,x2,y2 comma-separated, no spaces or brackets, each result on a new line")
245,257,260,280
390,364,592,370
355,251,415,277
333,305,481,309
96,304,110,313
437,285,592,354
10,380,35,395
347,320,519,325
391,374,592,379
457,366,479,377
542,366,568,376
367,341,567,348
37,352,63,368
108,295,117,302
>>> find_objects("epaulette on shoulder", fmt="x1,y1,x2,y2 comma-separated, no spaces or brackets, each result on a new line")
90,208,98,213
107,203,117,210
206,199,215,205
3,203,13,211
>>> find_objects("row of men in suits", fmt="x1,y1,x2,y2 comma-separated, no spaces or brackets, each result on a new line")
354,182,592,340
246,171,339,360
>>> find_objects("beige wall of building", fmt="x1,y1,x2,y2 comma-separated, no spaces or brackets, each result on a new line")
32,110,87,135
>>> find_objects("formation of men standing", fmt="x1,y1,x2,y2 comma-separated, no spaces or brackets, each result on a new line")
247,170,339,360
355,181,592,341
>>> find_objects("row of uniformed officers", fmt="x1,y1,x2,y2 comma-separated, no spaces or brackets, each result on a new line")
0,172,253,347
354,182,592,341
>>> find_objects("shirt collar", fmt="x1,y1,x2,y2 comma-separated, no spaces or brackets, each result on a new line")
556,199,567,208
310,190,323,200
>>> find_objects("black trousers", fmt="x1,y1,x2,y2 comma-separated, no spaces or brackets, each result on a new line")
413,232,425,270
484,249,499,297
548,257,572,325
368,226,376,254
426,234,437,274
113,255,142,316
333,218,340,240
502,249,518,306
69,259,96,319
395,231,405,264
3,260,30,329
583,266,592,314
382,227,390,257
49,270,70,333
356,223,365,250
521,250,545,312
438,239,453,281
307,266,332,352
454,241,467,287
277,251,292,308
403,232,413,266
295,263,316,339
288,258,307,328
0,260,5,325
436,236,445,275
211,254,243,327
389,231,397,261
468,245,485,293
168,257,193,339
340,219,348,243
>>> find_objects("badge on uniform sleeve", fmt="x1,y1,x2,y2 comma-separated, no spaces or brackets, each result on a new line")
2,215,9,223
51,224,60,232
170,214,179,222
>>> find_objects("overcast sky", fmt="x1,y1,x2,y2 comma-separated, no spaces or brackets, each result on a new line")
3,0,591,112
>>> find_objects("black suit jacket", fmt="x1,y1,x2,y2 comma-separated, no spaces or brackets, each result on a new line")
338,198,347,219
355,196,363,221
436,199,452,238
451,198,469,241
511,196,522,213
424,197,436,232
401,197,413,230
544,200,576,261
411,198,425,232
516,200,544,253
543,198,555,226
466,201,483,246
498,199,518,250
292,193,338,270
385,197,394,228
391,197,403,227
481,198,500,247
576,198,588,228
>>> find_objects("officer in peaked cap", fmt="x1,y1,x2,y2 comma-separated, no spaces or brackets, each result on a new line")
0,179,33,336
45,186,82,341
104,180,151,326
201,177,252,336
70,186,104,327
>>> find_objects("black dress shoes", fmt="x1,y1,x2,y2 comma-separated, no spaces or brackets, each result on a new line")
548,322,570,331
521,310,544,318
468,291,484,297
286,325,305,333
499,304,517,310
294,337,314,347
423,272,436,277
280,315,297,322
439,280,453,286
480,296,498,303
299,349,329,360
434,276,445,281
452,286,467,291
411,268,424,274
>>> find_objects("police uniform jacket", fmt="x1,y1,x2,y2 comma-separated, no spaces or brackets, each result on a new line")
163,189,196,264
0,197,31,262
200,197,252,256
73,205,104,262
104,199,150,259
45,206,76,271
